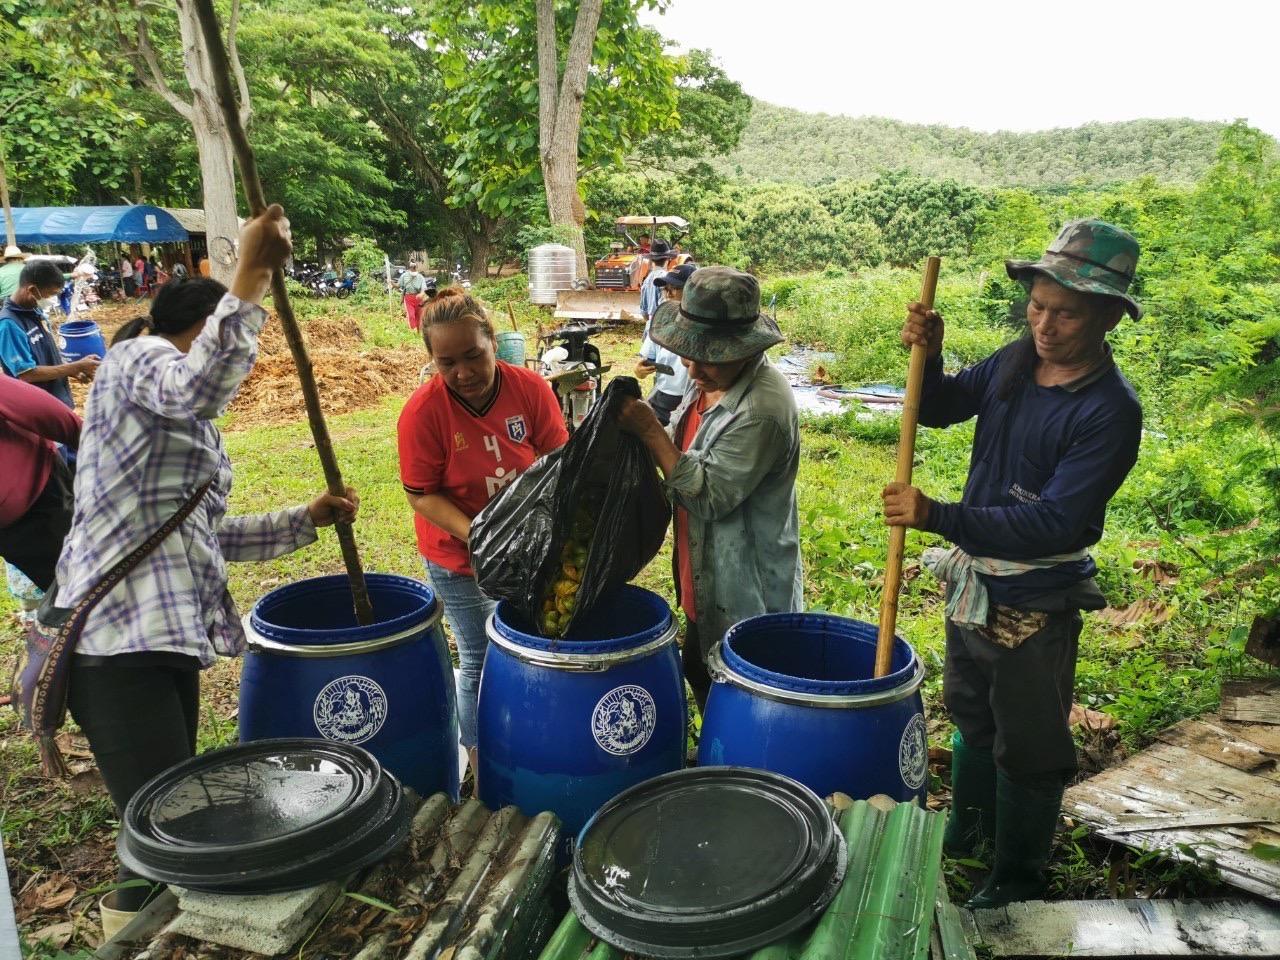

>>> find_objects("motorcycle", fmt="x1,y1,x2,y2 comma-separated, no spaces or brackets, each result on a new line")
537,321,609,433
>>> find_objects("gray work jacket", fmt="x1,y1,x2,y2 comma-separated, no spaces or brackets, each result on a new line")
667,354,803,656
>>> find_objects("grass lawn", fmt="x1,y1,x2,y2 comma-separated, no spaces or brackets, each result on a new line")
3,284,1262,954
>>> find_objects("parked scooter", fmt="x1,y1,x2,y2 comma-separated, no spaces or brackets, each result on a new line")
537,321,610,433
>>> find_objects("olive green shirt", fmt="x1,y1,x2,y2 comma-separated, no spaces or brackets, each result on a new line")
667,354,803,656
0,261,24,301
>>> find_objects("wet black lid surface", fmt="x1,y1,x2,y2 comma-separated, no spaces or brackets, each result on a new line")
119,738,411,893
570,767,847,958
149,750,364,846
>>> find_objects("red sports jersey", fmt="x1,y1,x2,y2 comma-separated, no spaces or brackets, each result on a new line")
398,361,568,574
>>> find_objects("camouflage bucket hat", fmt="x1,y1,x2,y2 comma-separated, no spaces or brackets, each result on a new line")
1006,218,1143,319
649,266,784,364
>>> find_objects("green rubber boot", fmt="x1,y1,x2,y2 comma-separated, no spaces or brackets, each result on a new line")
942,730,996,858
966,771,1065,910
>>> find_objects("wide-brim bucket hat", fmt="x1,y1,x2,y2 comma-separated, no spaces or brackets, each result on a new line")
650,265,784,364
1006,218,1143,319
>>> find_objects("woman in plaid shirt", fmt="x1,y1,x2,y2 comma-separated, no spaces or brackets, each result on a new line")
55,206,360,913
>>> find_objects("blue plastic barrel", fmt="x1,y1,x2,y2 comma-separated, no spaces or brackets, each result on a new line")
477,586,685,846
698,614,928,803
240,573,460,800
57,320,106,363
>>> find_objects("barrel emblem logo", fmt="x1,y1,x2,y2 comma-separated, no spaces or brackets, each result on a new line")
899,713,928,791
313,675,388,745
591,685,657,756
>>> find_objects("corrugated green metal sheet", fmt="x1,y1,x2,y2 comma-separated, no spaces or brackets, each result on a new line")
538,799,948,960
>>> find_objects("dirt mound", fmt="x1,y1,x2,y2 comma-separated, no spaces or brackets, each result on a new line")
229,345,423,429
73,301,425,429
227,312,424,429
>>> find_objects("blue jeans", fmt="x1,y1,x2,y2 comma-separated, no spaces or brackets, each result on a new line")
423,559,496,748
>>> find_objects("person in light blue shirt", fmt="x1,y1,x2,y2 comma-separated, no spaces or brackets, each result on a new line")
636,263,695,425
638,238,676,324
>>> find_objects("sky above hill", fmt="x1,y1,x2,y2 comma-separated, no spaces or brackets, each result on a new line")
640,0,1279,138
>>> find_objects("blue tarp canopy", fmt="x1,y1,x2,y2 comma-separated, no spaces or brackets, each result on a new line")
10,205,189,245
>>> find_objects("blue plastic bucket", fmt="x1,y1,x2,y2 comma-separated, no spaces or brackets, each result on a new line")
697,614,928,803
240,573,460,799
496,331,526,365
57,320,106,363
477,585,685,847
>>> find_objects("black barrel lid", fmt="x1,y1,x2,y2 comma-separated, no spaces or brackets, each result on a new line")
569,767,847,958
118,738,410,892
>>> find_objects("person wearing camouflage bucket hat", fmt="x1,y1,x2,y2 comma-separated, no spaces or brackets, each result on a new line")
881,220,1144,910
1006,218,1142,319
649,265,785,363
619,265,800,707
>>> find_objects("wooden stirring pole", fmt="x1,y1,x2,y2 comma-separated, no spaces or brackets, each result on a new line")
192,0,375,625
875,256,941,677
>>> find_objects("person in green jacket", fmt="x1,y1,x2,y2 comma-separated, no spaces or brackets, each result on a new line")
618,266,803,708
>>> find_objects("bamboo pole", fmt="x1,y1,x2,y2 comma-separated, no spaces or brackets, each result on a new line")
875,256,941,677
191,0,374,624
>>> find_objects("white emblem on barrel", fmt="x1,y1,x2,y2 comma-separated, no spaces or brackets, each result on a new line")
591,684,657,756
899,713,928,791
313,675,388,745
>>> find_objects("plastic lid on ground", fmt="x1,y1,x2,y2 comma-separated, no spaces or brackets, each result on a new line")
118,738,410,893
569,767,847,958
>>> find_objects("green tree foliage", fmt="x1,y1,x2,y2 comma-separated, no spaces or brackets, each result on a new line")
0,0,138,209
632,48,752,167
427,0,677,219
720,101,1227,188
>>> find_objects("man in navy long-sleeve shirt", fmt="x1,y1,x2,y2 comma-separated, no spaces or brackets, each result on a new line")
882,220,1143,909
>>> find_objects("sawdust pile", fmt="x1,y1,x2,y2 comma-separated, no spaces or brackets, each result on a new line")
228,315,425,429
67,303,425,428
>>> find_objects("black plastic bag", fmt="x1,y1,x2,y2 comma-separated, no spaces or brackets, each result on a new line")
469,377,671,637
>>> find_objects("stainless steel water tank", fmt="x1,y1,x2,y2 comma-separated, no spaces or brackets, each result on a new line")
528,244,576,305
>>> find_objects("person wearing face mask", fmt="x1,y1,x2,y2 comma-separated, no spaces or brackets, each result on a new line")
617,266,802,710
0,259,99,409
397,289,568,783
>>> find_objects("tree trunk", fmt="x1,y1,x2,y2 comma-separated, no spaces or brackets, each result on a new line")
466,232,491,281
0,137,14,248
536,0,603,282
132,163,144,203
175,0,242,285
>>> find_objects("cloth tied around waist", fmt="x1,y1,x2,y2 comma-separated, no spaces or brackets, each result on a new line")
922,545,1090,645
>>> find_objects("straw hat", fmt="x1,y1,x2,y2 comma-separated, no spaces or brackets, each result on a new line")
3,245,29,262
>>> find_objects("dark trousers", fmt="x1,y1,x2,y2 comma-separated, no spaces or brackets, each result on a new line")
943,612,1081,784
67,656,201,909
0,457,73,591
683,620,711,712
646,389,683,427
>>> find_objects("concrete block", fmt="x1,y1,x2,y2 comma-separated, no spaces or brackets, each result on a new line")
167,880,346,955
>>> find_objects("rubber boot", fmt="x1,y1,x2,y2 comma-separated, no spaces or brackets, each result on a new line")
942,730,997,858
966,771,1065,909
99,891,137,943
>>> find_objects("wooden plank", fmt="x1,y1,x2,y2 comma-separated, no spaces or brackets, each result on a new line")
1064,742,1280,901
1220,679,1280,725
1157,719,1279,776
1110,812,1273,834
968,898,1280,957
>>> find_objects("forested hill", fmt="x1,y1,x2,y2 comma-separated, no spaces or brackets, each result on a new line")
715,100,1230,188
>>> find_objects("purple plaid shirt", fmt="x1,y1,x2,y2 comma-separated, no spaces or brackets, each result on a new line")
56,294,317,666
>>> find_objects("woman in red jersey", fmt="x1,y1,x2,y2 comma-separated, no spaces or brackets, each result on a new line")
398,289,568,781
